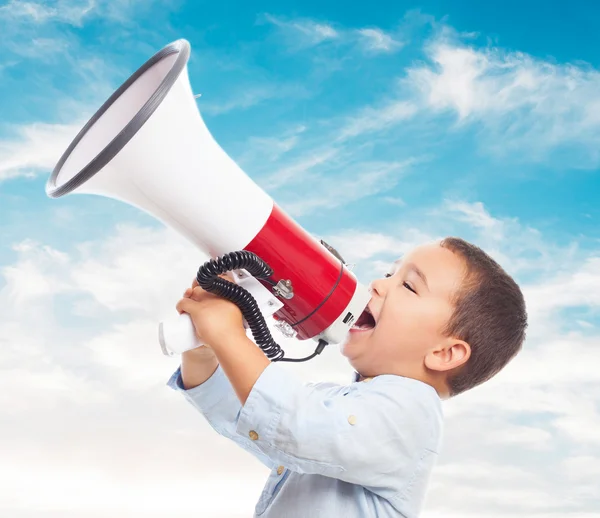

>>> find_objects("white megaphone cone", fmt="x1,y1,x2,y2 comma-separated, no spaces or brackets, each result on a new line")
46,39,371,360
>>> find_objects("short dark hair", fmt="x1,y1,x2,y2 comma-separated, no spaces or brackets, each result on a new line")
439,237,528,397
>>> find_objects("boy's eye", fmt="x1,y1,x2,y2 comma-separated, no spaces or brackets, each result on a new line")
403,282,417,294
385,272,416,294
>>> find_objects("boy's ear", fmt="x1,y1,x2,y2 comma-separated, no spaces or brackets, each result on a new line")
424,338,471,373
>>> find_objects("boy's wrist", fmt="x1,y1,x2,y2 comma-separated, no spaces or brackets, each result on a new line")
209,328,250,351
182,346,217,368
181,352,219,390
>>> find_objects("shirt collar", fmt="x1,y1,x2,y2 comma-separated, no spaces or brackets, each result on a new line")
352,371,374,383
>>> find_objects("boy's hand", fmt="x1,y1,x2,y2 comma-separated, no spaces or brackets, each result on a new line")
176,273,246,348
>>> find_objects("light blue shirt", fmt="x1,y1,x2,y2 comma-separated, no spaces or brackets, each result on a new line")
167,361,443,518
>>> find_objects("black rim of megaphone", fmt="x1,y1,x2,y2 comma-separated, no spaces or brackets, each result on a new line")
46,39,191,198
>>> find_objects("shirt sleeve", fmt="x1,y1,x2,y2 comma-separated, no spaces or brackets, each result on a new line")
235,362,440,496
167,364,275,469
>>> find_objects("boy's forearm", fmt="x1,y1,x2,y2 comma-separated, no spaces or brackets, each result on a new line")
210,333,271,406
180,348,220,390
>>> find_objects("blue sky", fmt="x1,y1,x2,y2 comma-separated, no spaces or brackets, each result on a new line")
1,1,599,517
2,0,600,264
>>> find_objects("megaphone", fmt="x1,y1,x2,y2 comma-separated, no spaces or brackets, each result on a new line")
45,39,370,361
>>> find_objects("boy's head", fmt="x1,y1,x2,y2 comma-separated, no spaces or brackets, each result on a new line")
341,237,528,398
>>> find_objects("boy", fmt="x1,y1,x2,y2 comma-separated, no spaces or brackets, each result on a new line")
167,237,528,517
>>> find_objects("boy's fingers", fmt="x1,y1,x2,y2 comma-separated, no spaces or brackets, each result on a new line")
176,297,198,315
190,286,216,302
189,273,234,293
185,272,236,302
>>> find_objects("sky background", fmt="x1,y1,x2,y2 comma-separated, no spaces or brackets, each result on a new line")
1,0,599,516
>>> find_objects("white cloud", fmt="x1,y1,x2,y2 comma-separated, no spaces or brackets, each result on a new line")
201,83,309,115
500,334,600,386
0,0,96,26
262,13,403,57
282,160,414,216
443,200,505,239
438,199,579,280
407,37,600,165
336,100,418,141
0,366,110,414
71,224,203,316
423,513,597,518
524,255,600,316
262,13,339,48
5,36,71,58
0,121,82,181
357,28,404,53
0,457,267,516
321,228,434,265
433,461,540,486
2,241,71,305
238,126,305,164
382,196,406,206
0,0,158,27
485,423,553,450
564,455,600,482
85,318,180,390
260,147,340,190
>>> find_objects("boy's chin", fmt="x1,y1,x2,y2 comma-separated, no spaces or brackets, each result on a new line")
340,329,373,358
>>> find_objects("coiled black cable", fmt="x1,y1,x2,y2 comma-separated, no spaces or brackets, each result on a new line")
196,251,328,363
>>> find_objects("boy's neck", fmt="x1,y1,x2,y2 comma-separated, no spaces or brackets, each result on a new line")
354,370,450,398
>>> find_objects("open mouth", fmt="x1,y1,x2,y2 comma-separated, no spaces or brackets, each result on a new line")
351,306,376,331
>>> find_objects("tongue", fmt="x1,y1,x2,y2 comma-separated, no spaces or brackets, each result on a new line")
354,310,375,329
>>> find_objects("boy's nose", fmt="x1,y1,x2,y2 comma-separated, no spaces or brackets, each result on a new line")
368,278,386,298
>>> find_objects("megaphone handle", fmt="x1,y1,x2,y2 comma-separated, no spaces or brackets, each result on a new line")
158,313,205,356
158,271,285,356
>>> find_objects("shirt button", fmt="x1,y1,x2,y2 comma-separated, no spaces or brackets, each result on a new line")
348,415,357,425
277,465,285,475
249,430,259,440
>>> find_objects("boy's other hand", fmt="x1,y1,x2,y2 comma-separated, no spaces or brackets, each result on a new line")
176,273,246,348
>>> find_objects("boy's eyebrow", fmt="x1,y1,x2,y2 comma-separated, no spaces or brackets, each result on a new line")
393,259,430,291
